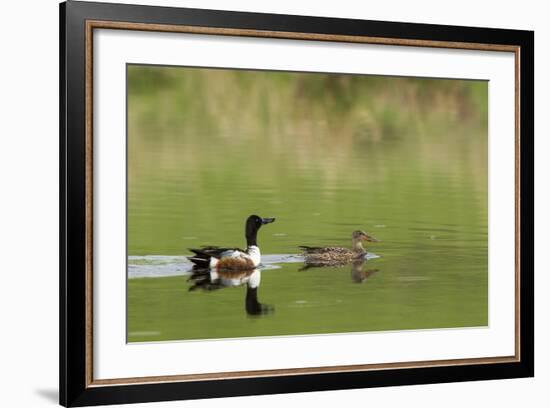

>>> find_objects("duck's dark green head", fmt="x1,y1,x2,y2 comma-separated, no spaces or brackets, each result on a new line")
245,215,275,246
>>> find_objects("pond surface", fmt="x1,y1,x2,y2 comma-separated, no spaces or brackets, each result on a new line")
127,66,488,343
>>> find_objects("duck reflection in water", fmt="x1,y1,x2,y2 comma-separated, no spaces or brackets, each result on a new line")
188,267,274,316
350,260,379,283
300,259,379,284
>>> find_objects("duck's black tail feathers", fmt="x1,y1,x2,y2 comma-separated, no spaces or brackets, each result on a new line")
187,248,212,267
187,246,219,267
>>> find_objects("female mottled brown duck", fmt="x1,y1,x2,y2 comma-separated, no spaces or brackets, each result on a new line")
299,230,378,264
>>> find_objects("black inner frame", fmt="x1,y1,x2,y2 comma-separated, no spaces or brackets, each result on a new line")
60,1,534,406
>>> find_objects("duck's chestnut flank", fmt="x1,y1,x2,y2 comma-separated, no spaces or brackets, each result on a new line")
216,257,255,271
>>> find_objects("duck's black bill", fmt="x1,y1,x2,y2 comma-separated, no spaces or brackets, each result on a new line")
261,217,276,224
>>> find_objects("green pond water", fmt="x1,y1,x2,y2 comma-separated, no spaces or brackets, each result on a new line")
127,65,488,343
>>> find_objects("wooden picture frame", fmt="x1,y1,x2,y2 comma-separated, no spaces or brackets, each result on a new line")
60,1,533,406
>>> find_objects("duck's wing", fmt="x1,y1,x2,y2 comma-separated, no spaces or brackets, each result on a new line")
188,246,237,266
298,245,325,254
299,246,351,255
187,245,248,267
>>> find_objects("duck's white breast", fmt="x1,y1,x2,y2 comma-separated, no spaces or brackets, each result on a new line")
246,246,261,267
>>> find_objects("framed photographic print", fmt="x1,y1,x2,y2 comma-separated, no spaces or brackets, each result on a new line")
60,0,534,406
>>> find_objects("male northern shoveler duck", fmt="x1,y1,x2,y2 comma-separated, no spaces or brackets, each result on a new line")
188,215,275,271
299,230,378,264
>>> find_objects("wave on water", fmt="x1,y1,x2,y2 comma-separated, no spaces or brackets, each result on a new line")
128,252,380,279
127,254,303,279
